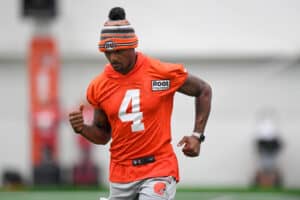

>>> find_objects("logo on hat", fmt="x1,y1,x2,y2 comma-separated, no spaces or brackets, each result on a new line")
104,41,116,50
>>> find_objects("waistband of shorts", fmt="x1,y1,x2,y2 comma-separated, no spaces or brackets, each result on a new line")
111,152,175,167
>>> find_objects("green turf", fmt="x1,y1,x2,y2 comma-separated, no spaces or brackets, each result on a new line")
0,191,299,200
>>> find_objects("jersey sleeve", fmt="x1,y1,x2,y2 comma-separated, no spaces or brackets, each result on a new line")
149,59,188,95
86,78,102,109
166,63,188,93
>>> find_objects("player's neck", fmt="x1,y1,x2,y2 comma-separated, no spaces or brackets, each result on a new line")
122,53,137,75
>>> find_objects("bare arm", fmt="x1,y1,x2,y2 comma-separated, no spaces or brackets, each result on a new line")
69,106,111,145
80,109,111,145
178,74,212,133
177,74,212,157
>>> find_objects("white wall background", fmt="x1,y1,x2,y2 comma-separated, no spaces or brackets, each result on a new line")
0,0,300,188
0,0,300,59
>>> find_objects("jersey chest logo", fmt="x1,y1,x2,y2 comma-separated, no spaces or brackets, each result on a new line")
151,80,170,91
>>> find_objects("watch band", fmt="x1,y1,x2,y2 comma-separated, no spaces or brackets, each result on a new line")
192,132,205,143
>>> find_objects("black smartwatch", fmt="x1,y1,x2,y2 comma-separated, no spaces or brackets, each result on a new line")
192,132,205,143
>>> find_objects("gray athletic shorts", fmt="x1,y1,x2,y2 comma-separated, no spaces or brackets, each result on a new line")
106,176,177,200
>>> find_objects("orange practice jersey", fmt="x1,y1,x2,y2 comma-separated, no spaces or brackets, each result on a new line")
87,52,188,183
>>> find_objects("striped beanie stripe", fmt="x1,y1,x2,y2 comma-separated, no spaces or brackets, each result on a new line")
98,19,138,52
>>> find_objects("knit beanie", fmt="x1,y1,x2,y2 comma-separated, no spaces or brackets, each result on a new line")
98,7,138,52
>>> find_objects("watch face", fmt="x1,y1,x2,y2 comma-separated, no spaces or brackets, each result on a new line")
200,134,205,142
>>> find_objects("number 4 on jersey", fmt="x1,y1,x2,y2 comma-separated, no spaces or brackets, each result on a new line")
118,89,145,132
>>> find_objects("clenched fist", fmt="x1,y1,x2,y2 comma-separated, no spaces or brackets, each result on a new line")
69,105,84,134
177,135,201,157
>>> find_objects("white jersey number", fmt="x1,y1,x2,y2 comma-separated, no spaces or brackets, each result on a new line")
118,89,145,132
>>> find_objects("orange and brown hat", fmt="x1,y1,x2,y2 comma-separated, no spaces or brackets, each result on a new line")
98,7,138,52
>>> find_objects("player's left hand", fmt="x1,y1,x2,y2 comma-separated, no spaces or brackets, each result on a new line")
177,136,201,157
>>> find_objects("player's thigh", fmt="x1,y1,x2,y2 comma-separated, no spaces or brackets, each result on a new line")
108,181,140,200
138,176,176,200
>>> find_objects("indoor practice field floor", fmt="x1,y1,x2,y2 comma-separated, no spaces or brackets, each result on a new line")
1,190,300,200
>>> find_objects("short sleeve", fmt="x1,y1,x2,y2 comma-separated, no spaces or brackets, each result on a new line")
86,79,102,109
148,60,188,95
166,63,188,93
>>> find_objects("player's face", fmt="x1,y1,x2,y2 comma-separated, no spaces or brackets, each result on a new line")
104,49,136,75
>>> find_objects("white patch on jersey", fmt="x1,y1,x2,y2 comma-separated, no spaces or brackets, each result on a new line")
151,80,170,91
